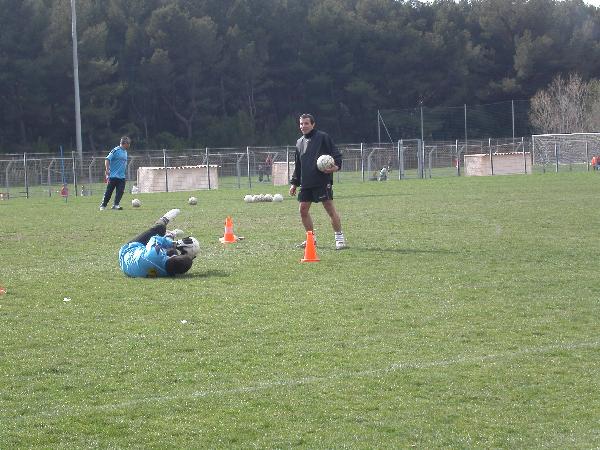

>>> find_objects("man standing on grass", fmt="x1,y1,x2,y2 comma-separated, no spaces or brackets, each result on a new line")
289,113,346,250
99,136,130,211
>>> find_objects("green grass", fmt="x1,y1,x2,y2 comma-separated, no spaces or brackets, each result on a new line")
1,173,599,448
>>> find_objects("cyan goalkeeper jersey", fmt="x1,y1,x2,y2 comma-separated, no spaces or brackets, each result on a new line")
119,235,174,277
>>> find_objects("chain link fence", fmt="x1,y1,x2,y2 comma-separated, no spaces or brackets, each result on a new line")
1,135,598,199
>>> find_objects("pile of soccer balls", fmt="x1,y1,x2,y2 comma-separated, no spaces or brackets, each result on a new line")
244,193,283,203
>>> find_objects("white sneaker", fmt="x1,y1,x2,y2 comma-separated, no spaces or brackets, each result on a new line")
99,205,106,211
335,241,347,250
162,209,180,222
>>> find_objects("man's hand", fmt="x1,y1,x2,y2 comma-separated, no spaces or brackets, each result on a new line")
289,185,297,196
323,164,339,174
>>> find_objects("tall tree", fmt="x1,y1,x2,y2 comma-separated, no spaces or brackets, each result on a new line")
145,3,222,141
529,73,594,133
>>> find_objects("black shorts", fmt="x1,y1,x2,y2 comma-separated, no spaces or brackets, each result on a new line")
298,184,333,203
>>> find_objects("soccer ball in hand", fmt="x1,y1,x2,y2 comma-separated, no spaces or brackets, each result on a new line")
316,154,335,172
188,196,198,205
176,236,200,258
131,198,141,208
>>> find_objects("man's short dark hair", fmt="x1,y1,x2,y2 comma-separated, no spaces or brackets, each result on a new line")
299,114,315,124
165,255,193,275
120,136,131,145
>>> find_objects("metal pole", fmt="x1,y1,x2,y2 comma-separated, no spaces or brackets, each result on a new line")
247,146,252,189
286,146,290,185
585,141,589,171
360,143,365,182
464,104,468,154
163,149,169,192
456,139,460,176
377,110,381,144
71,151,78,196
70,0,83,165
522,137,527,174
47,158,55,196
206,147,211,190
399,139,405,180
397,140,401,180
489,138,494,176
23,153,29,198
554,143,559,173
420,106,424,145
511,100,516,152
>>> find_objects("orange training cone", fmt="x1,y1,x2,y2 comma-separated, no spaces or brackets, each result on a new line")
219,216,238,243
301,231,320,263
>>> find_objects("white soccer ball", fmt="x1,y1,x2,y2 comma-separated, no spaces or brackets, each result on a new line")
258,194,265,202
244,194,253,203
131,198,141,208
252,194,261,203
264,194,273,202
273,193,283,202
176,236,200,258
317,154,335,172
188,196,198,205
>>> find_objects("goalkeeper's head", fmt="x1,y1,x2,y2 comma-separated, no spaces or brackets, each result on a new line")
164,236,199,276
165,254,194,275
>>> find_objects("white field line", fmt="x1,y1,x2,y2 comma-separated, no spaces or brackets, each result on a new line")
10,340,600,418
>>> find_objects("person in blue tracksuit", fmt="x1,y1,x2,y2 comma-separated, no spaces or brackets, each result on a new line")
119,209,198,278
100,136,130,211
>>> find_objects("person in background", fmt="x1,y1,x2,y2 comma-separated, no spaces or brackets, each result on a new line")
265,154,273,181
100,136,130,210
289,113,346,250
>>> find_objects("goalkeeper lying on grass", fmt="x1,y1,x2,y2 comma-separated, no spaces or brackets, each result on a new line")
118,209,199,277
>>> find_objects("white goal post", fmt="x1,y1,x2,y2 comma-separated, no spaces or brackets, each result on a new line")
532,133,600,170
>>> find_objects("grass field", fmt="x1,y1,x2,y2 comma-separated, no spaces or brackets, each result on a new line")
1,173,599,448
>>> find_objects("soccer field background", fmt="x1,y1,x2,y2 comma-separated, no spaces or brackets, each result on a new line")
1,173,599,448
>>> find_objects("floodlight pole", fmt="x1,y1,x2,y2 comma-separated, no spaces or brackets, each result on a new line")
70,0,83,165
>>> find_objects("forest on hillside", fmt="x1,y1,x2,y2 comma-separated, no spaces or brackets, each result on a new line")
1,0,599,153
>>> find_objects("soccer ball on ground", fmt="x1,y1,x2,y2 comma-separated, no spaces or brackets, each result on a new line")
244,194,253,203
131,198,141,208
316,154,335,172
273,193,283,202
188,196,198,205
264,194,273,202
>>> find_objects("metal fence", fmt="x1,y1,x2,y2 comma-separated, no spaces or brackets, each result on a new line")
0,135,597,199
